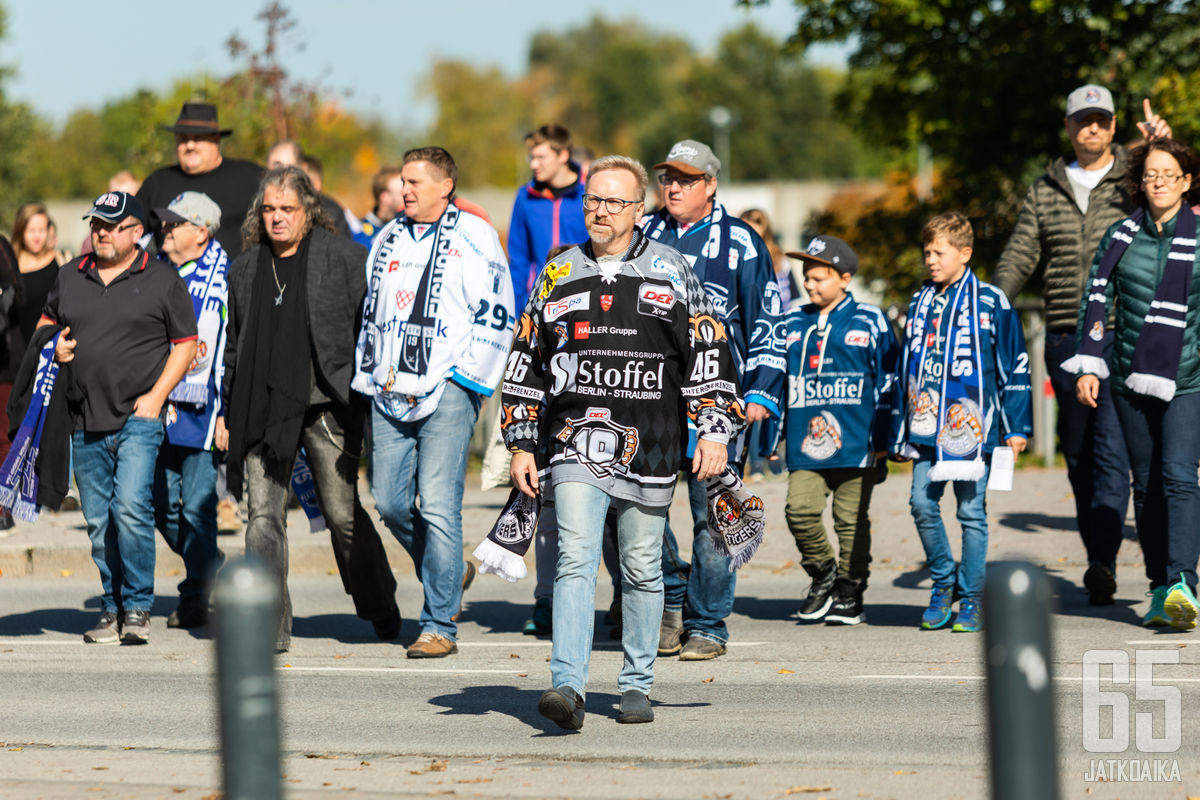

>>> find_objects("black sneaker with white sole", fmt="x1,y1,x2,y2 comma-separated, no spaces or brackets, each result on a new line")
824,577,866,625
796,559,837,620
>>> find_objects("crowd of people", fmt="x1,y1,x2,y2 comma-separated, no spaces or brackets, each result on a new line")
1,81,1198,727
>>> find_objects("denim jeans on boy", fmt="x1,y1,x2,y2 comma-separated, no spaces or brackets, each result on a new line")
662,473,735,644
371,381,479,641
153,444,224,602
1044,331,1130,569
909,447,991,600
74,415,165,614
551,481,666,698
1112,390,1200,592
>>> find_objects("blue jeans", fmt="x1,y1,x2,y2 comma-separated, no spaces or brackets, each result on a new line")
551,481,665,698
1112,390,1200,591
1045,331,1130,568
371,381,479,640
662,473,735,644
909,447,991,600
74,416,165,613
153,444,224,601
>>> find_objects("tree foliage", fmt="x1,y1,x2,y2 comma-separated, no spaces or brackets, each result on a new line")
764,0,1200,303
426,17,886,186
0,3,35,225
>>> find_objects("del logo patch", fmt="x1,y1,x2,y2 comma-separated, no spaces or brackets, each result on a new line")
845,330,870,347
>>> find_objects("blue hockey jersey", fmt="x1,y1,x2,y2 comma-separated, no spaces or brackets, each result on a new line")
641,204,786,458
783,293,899,471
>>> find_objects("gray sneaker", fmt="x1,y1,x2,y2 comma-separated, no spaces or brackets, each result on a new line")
617,690,654,724
120,610,151,645
83,611,120,645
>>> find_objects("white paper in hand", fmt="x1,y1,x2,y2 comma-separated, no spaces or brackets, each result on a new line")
988,446,1015,492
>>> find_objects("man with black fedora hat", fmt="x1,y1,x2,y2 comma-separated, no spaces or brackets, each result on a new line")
138,102,263,257
39,191,199,645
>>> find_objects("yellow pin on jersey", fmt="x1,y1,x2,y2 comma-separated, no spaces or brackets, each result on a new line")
537,261,572,300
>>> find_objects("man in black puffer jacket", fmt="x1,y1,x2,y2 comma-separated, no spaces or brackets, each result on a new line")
994,84,1170,605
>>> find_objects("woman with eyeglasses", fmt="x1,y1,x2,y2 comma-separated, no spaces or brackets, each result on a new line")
1065,137,1200,630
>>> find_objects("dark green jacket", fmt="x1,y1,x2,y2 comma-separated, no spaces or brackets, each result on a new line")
1077,209,1200,396
994,146,1138,332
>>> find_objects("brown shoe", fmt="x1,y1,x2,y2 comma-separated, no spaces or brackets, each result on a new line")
407,631,458,659
217,498,243,534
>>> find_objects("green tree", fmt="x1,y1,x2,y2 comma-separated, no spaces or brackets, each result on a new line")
763,0,1200,302
0,3,36,225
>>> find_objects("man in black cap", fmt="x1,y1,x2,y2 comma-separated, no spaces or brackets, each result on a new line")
137,102,263,257
39,191,199,645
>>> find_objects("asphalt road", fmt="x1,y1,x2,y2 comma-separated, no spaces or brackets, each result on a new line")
0,468,1197,799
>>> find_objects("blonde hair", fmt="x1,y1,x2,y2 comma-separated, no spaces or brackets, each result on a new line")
587,155,648,202
922,212,973,251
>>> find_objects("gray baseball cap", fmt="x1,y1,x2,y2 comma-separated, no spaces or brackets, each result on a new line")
1065,84,1115,120
654,139,721,178
155,191,221,233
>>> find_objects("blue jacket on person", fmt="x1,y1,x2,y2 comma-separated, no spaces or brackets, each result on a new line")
783,293,900,471
506,166,588,313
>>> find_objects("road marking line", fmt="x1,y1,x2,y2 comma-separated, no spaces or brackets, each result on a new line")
455,641,767,648
281,666,524,675
854,675,1200,683
1125,640,1197,645
0,640,82,646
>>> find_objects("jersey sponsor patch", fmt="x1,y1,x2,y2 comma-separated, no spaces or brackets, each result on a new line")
637,282,676,318
601,295,613,311
544,291,590,322
845,330,870,347
574,321,590,339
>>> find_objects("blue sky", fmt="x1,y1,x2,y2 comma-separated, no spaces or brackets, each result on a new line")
3,1,845,128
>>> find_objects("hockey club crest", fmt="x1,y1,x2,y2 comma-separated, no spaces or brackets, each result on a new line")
909,387,940,438
800,411,843,461
1088,320,1104,342
601,294,613,311
555,411,640,479
937,399,984,456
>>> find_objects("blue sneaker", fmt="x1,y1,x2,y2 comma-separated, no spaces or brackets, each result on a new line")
1163,581,1199,631
952,598,983,632
1143,586,1170,628
921,585,955,630
523,597,552,636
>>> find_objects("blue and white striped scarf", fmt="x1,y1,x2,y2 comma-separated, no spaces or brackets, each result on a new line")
1062,204,1197,401
0,333,61,521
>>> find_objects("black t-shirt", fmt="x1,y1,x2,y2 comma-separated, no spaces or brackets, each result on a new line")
42,250,199,432
18,259,59,343
137,159,264,257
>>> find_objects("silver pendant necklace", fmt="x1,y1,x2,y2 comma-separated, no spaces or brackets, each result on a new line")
271,258,287,306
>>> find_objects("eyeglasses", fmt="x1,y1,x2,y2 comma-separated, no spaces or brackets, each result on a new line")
89,220,141,235
582,194,638,214
162,220,195,232
1143,172,1187,185
657,173,704,189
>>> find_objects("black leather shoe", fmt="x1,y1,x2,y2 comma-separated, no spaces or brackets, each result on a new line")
166,598,209,629
538,687,585,730
617,690,654,724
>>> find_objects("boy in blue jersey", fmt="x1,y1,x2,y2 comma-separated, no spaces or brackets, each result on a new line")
892,213,1033,632
782,236,899,625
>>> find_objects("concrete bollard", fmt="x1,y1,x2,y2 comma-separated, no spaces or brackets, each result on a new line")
984,561,1059,800
213,556,283,800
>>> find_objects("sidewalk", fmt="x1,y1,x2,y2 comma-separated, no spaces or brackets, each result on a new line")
0,465,1141,586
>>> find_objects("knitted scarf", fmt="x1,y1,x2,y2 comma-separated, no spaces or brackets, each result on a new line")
642,204,732,291
0,332,61,521
166,238,228,404
1061,205,1197,401
290,448,325,533
904,271,986,482
473,487,543,583
705,466,765,571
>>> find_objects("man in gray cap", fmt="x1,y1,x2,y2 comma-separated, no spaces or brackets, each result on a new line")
640,140,786,660
994,86,1169,606
151,191,230,629
40,191,198,645
138,102,263,257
